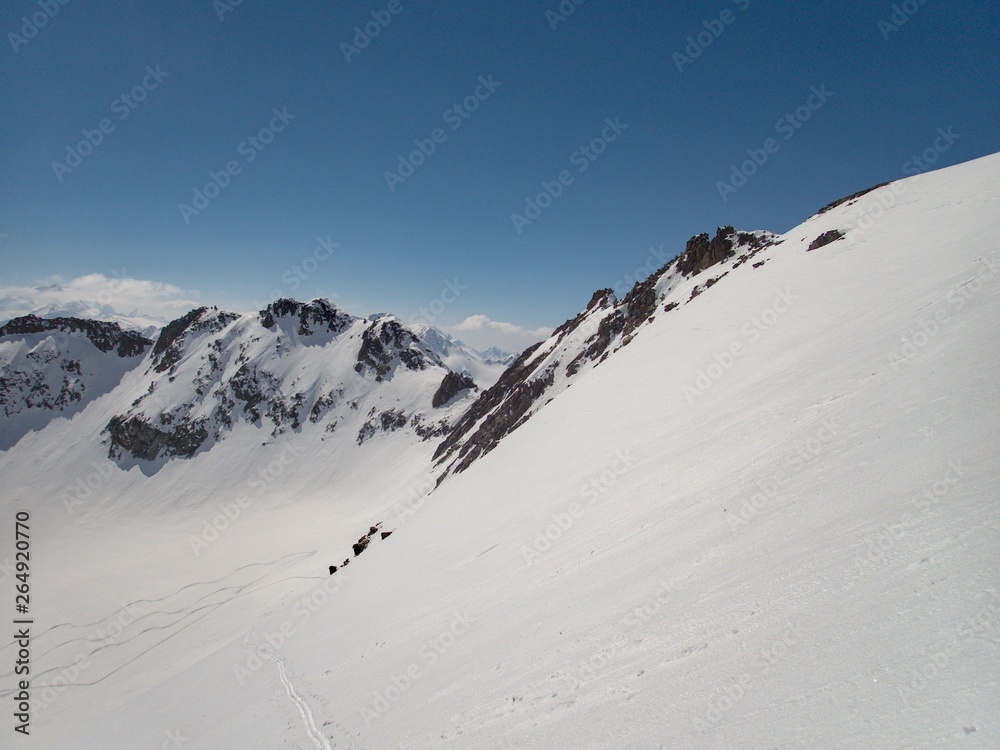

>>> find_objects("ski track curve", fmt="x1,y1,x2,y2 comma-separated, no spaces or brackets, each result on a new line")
0,551,315,651
0,553,321,694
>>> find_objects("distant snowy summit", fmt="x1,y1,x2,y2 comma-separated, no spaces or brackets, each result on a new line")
410,324,517,380
0,296,166,340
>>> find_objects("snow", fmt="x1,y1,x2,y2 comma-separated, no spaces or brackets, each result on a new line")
1,152,998,748
0,329,147,450
410,325,513,388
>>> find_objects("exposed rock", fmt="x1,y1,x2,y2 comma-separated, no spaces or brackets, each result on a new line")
807,230,846,252
432,371,477,408
353,535,371,556
411,413,451,441
258,298,353,336
818,182,891,214
433,347,554,476
151,308,237,374
354,318,437,381
676,227,774,277
106,413,209,461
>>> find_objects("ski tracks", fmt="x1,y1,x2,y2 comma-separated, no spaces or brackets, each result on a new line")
245,636,333,750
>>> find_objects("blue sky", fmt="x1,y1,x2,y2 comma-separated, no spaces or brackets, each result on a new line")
1,0,998,350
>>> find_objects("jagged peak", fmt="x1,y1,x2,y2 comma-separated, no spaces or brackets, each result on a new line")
151,306,238,374
257,297,355,334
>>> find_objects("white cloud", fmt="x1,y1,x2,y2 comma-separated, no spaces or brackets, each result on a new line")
0,274,200,331
447,314,552,354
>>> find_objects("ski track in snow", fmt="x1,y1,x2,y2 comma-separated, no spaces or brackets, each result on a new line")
0,551,316,694
245,635,333,750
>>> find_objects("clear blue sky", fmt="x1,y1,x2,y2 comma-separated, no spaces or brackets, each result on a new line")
1,0,998,347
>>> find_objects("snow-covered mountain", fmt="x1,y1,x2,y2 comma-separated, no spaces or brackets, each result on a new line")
0,153,997,749
434,227,780,478
411,324,515,388
103,299,480,471
477,345,518,366
0,315,153,450
0,297,167,339
0,299,484,474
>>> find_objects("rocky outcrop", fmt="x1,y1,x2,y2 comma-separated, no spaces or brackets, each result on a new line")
432,371,477,408
676,227,773,277
357,408,409,445
151,307,238,374
818,182,891,215
258,298,354,336
102,300,471,464
0,316,155,449
433,343,552,476
807,230,846,251
106,413,209,461
355,318,439,381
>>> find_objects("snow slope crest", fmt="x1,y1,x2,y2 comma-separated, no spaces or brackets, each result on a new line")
433,226,781,477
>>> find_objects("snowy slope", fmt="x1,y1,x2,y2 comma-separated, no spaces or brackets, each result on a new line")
1,153,998,749
434,227,780,478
